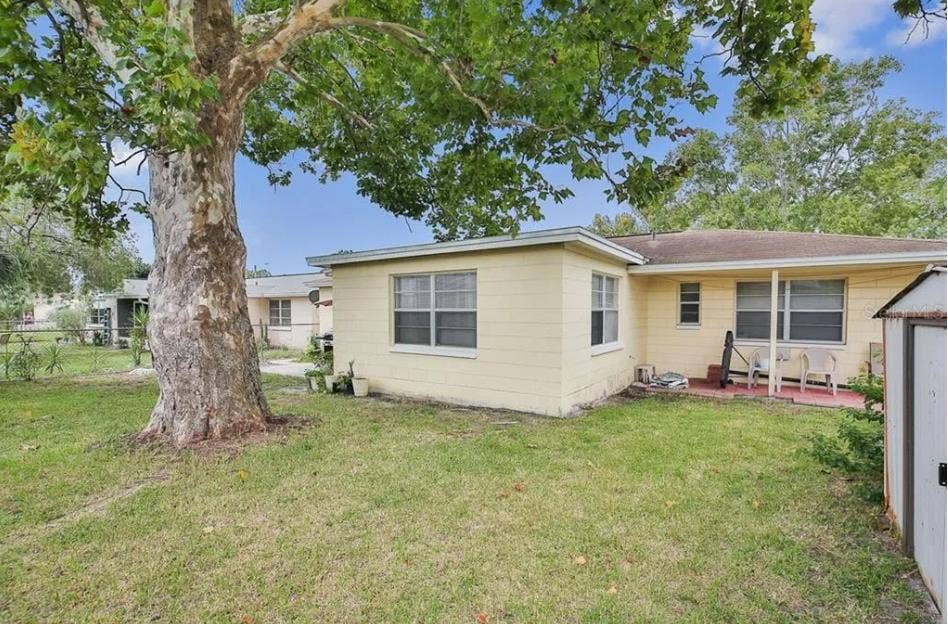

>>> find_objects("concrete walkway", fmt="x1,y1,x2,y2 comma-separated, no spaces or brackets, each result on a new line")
260,358,310,377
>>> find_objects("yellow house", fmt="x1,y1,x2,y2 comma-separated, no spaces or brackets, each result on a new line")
307,227,946,416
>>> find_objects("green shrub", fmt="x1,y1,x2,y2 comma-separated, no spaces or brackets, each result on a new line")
129,308,149,367
51,305,88,344
808,374,885,502
10,336,40,381
0,350,13,379
43,342,65,374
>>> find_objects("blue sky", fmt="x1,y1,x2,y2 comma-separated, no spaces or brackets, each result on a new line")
119,1,947,274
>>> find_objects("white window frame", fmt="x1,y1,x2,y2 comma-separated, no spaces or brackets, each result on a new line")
268,298,292,328
89,308,109,327
734,278,847,345
677,282,701,328
591,272,621,354
392,271,477,358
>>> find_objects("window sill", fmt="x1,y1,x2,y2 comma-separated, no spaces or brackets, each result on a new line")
735,339,845,350
591,341,623,356
676,324,701,330
390,344,477,359
268,326,292,331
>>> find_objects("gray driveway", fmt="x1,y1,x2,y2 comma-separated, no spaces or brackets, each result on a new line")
260,358,309,377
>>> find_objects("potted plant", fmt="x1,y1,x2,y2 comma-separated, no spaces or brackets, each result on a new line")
349,359,369,397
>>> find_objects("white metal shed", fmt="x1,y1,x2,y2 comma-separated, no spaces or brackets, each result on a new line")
876,265,946,615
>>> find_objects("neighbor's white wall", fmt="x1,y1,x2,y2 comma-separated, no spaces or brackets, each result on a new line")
247,296,318,350
317,286,333,334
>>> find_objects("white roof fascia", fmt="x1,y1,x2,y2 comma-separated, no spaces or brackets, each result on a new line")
626,250,948,274
306,227,646,267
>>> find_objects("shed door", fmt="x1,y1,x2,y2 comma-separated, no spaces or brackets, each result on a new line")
912,324,946,612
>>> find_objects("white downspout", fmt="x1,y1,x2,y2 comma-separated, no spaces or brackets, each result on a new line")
768,269,779,397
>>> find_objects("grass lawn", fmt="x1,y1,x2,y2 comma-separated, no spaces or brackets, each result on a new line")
0,376,934,623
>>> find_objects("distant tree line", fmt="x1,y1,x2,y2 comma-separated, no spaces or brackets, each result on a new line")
592,58,947,240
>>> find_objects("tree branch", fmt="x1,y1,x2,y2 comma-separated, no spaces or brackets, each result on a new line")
276,62,373,129
52,0,135,83
240,0,347,68
238,9,286,38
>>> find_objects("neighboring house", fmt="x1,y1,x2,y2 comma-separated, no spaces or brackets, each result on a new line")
245,272,332,349
307,227,946,416
27,272,333,350
875,266,946,613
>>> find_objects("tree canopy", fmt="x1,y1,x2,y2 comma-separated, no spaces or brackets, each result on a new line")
1,0,834,242
0,190,146,321
592,57,947,239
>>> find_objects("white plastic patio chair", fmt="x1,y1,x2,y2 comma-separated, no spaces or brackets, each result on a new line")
800,349,838,395
747,347,786,392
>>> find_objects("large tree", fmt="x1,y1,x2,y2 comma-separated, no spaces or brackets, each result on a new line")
1,0,829,446
592,56,948,238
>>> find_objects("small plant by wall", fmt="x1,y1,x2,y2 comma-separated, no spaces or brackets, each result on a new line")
129,308,149,367
808,373,885,502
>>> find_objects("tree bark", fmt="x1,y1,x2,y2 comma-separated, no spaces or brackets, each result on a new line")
138,102,270,447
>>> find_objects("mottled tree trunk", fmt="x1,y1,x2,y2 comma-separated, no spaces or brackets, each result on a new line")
138,102,270,447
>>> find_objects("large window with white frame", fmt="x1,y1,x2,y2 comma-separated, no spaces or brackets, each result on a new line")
735,279,845,343
394,272,477,349
591,273,619,346
678,282,700,326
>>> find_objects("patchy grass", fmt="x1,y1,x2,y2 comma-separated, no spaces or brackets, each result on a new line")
0,378,934,623
258,346,307,363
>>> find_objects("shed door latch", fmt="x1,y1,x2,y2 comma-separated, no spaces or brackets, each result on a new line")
939,463,947,487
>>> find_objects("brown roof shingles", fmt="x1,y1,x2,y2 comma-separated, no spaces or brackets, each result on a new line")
608,229,946,265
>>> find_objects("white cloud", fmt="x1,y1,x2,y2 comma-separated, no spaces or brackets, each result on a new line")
810,0,890,58
885,15,947,48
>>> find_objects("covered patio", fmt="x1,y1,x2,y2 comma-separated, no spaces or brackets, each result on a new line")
642,378,865,409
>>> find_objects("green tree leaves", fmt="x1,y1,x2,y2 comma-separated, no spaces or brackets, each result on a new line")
594,57,946,239
2,0,832,242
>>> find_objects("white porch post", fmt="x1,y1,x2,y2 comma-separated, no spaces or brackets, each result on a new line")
768,269,779,397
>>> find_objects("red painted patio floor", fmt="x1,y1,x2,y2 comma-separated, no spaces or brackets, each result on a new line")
642,378,864,409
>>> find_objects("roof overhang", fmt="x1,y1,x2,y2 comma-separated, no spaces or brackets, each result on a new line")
626,251,947,274
306,227,646,268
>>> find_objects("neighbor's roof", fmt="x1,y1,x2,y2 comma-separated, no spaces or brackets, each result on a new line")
615,230,946,273
306,227,646,267
245,272,328,298
103,273,330,299
304,273,333,289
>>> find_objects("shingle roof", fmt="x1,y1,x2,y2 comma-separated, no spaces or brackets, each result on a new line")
609,230,946,265
244,272,328,297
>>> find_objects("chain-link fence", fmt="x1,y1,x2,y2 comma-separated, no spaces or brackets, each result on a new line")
0,327,152,381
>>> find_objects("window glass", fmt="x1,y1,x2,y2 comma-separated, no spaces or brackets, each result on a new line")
394,273,476,348
592,274,619,346
268,299,291,326
736,280,843,343
678,283,700,325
